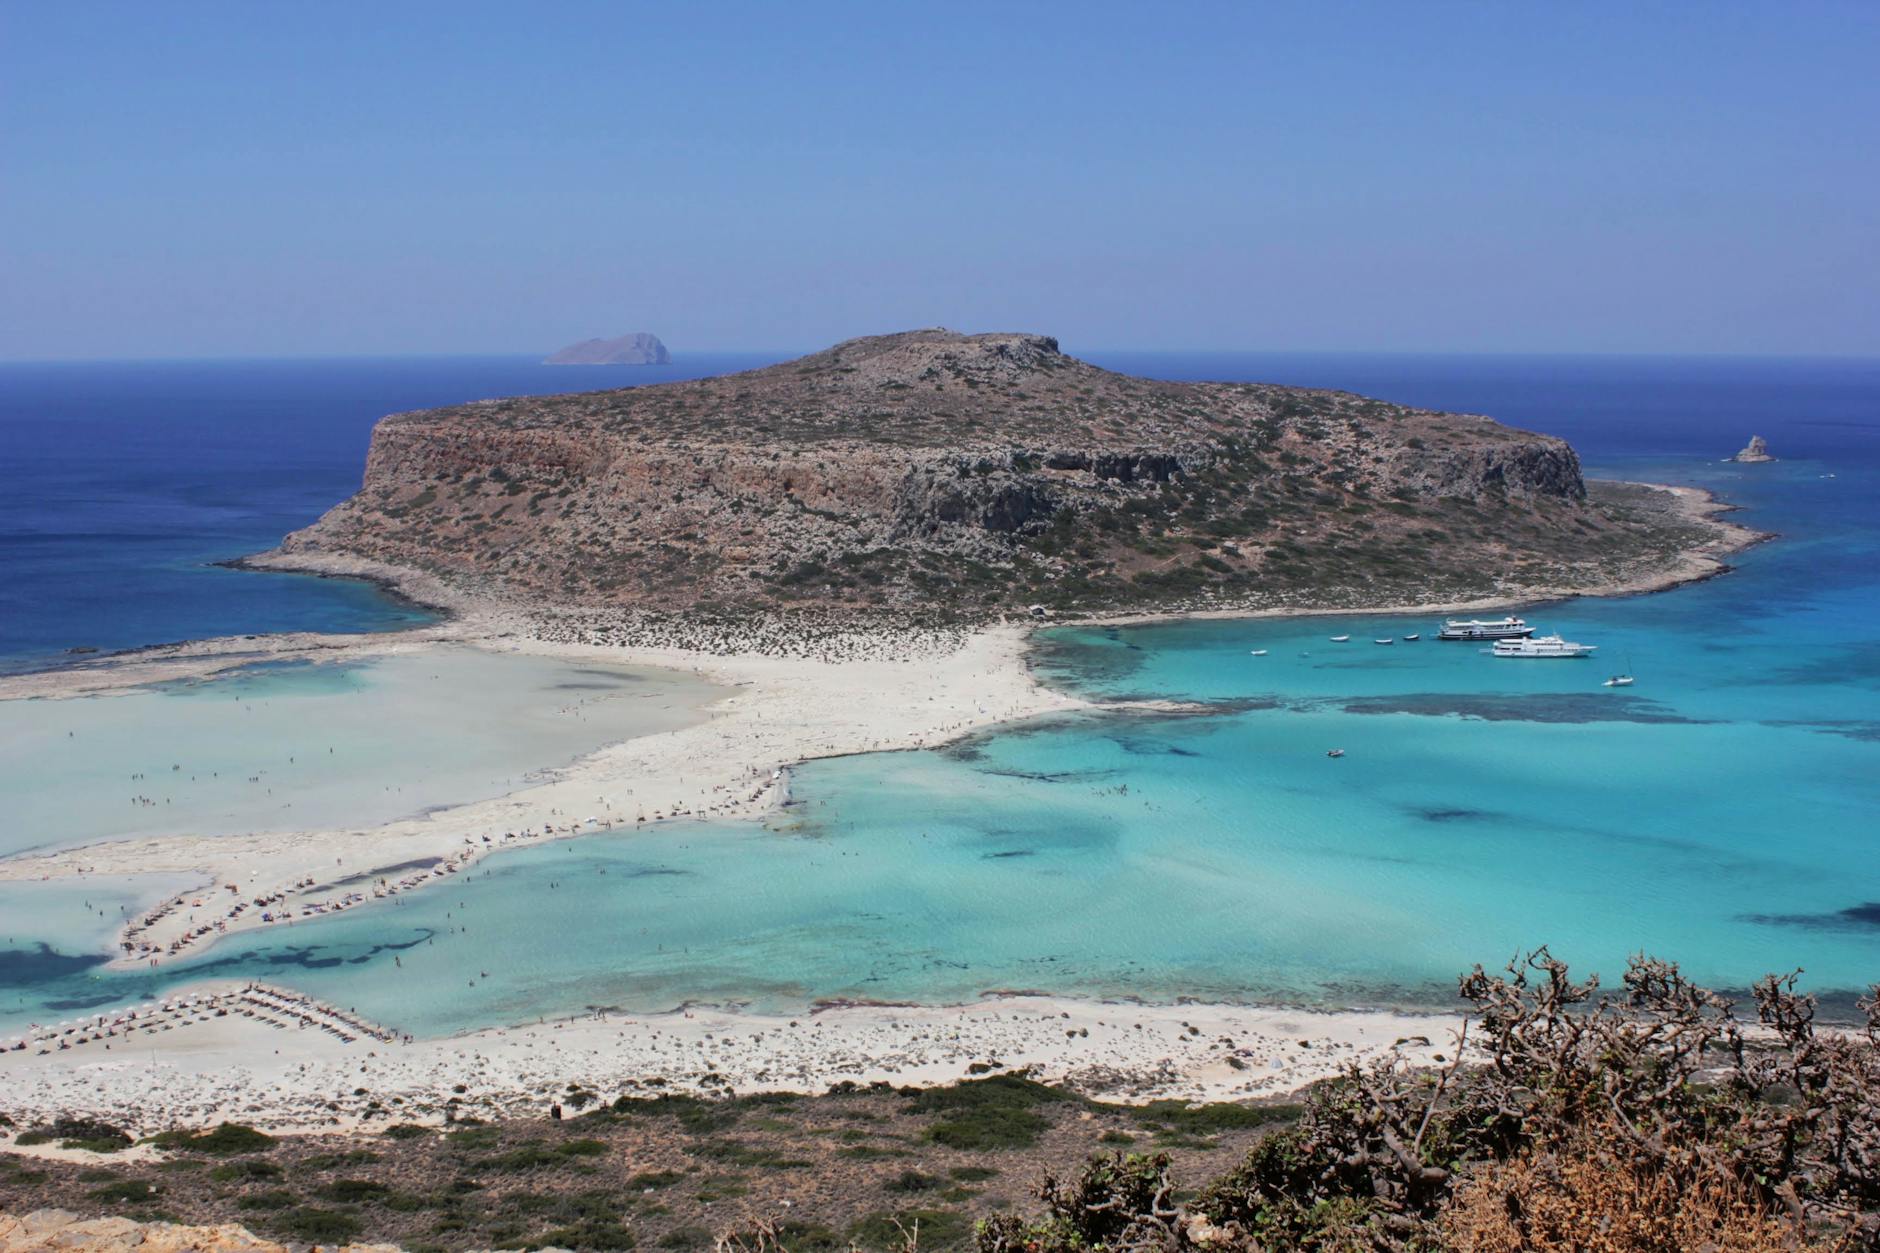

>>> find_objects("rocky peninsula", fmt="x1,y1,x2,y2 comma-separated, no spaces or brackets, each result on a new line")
267,329,1744,628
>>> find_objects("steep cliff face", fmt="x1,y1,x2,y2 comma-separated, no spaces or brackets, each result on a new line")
278,330,1659,617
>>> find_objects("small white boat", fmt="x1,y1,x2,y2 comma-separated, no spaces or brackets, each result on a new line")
1326,748,1346,758
1402,633,1420,641
1330,634,1351,642
1492,634,1597,659
1603,675,1635,687
1374,638,1393,645
1249,649,1268,656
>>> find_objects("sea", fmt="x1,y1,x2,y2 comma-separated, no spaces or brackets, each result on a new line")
2,352,1877,1035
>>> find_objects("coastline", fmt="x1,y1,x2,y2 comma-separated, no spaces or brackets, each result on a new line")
0,985,1464,1131
0,475,1762,1115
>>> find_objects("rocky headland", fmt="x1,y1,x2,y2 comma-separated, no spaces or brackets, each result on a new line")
270,329,1739,627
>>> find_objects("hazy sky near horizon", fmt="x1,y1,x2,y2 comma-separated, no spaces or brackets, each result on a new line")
3,2,1876,360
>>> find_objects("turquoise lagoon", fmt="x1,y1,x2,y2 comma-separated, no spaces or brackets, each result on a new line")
4,356,1878,1034
0,647,721,862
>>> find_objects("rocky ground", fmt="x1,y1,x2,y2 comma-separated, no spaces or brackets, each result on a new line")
1,1077,1297,1252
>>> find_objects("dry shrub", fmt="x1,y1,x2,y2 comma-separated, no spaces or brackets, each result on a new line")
1440,1118,1814,1253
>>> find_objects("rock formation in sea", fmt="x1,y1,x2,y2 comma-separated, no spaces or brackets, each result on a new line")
1733,434,1774,463
544,332,670,365
274,328,1717,619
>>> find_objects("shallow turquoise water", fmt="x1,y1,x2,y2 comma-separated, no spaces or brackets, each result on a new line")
0,647,720,861
5,358,1877,1034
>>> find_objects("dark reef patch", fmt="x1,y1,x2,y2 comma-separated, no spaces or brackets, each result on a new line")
1339,692,1708,725
978,766,1122,783
1412,806,1498,824
1752,642,1880,689
1763,719,1880,743
1742,902,1880,931
0,943,110,987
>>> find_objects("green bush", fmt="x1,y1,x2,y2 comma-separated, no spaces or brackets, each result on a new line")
88,1179,160,1204
148,1122,275,1155
909,1074,1074,1150
275,1207,362,1243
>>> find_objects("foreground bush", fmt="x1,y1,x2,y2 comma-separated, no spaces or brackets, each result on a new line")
978,950,1880,1251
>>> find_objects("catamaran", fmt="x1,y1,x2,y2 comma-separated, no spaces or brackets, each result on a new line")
1491,634,1597,659
1437,616,1534,641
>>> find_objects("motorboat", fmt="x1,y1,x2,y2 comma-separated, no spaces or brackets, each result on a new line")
1603,675,1635,687
1329,634,1351,642
1491,634,1597,659
1402,633,1420,641
1249,649,1268,656
1437,616,1534,641
1326,749,1346,758
1374,638,1393,645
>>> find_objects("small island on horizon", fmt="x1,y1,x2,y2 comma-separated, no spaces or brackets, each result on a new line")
543,332,671,365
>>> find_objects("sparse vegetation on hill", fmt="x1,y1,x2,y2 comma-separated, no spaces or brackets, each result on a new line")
272,331,1724,622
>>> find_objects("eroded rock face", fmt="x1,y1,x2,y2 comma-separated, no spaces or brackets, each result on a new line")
1733,435,1774,463
275,329,1625,616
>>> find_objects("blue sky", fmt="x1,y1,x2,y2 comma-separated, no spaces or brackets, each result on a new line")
3,2,1875,359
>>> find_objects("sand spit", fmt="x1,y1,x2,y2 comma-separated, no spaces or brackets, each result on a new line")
0,987,1463,1131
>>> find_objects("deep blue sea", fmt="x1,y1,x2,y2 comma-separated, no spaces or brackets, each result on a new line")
0,355,781,670
3,352,1878,1034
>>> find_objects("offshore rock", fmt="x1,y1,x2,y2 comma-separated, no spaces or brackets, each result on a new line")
1732,434,1774,463
543,333,670,365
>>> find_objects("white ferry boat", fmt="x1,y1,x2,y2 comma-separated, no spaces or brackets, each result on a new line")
1437,616,1534,641
1491,634,1597,659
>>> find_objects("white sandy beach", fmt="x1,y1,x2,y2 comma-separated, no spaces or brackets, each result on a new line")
0,982,1462,1132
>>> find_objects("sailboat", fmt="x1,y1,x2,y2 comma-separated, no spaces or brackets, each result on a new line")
1603,653,1636,687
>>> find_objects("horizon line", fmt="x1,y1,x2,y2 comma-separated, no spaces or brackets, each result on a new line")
5,346,1880,368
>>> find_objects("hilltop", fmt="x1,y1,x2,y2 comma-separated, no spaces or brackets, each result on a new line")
273,330,1739,622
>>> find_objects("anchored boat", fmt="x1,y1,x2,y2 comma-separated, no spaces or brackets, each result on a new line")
1438,616,1534,641
1491,634,1598,659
